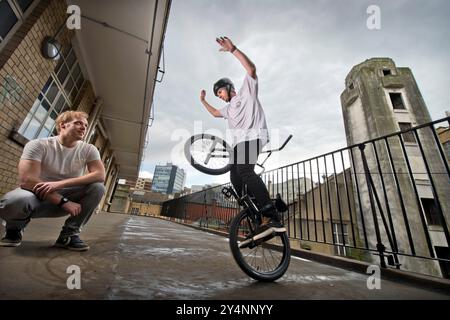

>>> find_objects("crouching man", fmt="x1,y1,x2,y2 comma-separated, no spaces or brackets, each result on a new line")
0,111,105,251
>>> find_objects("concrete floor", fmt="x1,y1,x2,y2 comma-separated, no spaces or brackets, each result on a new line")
0,212,449,300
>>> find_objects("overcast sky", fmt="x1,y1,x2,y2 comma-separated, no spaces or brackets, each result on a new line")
139,0,450,188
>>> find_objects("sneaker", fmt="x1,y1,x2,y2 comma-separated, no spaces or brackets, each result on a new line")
54,234,90,251
239,217,286,248
258,204,286,233
0,229,22,247
255,216,286,239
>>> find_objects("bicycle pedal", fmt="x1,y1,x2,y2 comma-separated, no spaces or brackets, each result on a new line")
239,238,254,249
221,187,232,198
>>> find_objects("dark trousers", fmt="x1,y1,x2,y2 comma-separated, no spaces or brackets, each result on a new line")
230,139,272,210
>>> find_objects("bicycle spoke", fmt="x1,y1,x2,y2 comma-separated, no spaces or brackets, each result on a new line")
237,213,286,275
190,141,230,169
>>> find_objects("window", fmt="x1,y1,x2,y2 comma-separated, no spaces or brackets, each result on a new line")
88,128,98,145
16,0,33,12
435,247,450,279
17,45,85,140
18,80,70,140
389,92,406,110
383,69,392,76
399,122,417,143
0,0,35,47
333,223,348,256
55,47,85,102
443,141,450,160
0,1,18,42
421,198,442,226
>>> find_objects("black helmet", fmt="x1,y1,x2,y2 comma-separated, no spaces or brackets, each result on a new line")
213,78,235,98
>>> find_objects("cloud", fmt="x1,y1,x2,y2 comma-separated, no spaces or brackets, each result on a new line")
139,171,153,179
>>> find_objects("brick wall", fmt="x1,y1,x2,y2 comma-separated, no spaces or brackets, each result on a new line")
0,0,80,196
130,203,162,217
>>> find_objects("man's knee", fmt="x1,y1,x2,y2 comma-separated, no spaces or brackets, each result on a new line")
0,188,39,217
1,188,38,207
86,183,106,196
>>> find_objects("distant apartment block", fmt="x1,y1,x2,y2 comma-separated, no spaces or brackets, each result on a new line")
152,163,186,194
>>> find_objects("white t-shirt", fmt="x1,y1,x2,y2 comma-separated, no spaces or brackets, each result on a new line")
21,136,101,181
219,73,269,147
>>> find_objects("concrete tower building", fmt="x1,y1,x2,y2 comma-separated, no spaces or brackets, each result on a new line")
340,58,449,277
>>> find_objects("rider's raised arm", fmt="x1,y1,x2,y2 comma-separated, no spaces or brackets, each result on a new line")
216,36,256,79
200,89,223,118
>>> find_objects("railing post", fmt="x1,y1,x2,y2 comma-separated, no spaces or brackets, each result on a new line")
413,128,450,248
359,144,387,268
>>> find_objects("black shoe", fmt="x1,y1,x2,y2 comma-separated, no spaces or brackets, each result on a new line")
0,229,22,247
258,204,286,232
259,203,277,217
54,234,90,251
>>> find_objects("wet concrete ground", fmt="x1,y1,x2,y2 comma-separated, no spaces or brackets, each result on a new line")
0,212,449,300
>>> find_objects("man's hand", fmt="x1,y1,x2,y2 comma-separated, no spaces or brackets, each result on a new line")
215,36,256,78
200,90,222,118
61,201,82,216
200,89,206,102
216,36,235,52
33,181,64,199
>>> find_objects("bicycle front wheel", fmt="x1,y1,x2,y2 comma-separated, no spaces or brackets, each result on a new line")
229,210,291,282
184,134,233,175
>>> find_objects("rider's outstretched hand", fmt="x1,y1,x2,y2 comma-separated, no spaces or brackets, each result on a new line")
216,36,235,52
200,89,206,102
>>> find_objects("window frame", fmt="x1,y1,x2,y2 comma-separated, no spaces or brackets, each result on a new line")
0,0,39,52
421,197,442,227
55,46,85,103
398,122,417,144
389,92,407,110
16,44,86,141
382,69,392,76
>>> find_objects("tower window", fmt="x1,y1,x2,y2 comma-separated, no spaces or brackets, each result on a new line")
399,122,416,143
383,69,392,76
421,198,442,226
389,92,406,110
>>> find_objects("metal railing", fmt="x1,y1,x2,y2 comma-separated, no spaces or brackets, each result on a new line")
161,117,450,278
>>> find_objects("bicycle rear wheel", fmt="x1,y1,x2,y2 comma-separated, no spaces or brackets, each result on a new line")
184,134,233,175
229,210,291,282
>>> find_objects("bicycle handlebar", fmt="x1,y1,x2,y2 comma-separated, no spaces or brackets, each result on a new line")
256,135,293,175
261,134,293,153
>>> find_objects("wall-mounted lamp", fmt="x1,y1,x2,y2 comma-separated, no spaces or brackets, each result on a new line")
40,17,67,60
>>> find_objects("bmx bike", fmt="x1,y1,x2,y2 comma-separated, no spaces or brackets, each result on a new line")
184,134,293,281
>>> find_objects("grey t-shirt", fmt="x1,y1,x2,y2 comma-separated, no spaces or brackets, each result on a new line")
21,136,101,181
219,73,269,146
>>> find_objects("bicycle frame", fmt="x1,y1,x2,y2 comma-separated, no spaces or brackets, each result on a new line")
222,185,258,214
222,185,261,239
